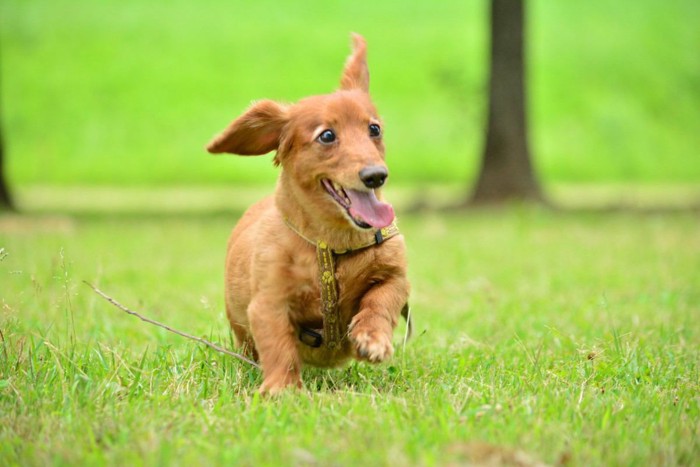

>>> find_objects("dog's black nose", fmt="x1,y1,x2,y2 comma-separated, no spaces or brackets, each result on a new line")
359,166,388,188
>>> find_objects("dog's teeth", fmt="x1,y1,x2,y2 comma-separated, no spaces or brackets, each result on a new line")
332,182,342,193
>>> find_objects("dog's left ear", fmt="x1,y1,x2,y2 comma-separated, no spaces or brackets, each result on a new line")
206,100,288,155
340,33,369,93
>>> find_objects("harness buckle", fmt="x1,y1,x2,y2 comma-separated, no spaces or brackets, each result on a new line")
299,327,323,348
374,229,384,245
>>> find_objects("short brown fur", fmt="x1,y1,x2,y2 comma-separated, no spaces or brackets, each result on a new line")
206,34,410,394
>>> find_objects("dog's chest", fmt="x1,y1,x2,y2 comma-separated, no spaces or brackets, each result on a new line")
286,247,378,326
285,249,322,324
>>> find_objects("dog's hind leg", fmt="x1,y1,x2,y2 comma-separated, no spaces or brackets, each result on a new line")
230,320,258,361
225,294,259,360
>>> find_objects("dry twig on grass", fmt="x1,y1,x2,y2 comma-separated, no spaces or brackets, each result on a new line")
84,281,260,369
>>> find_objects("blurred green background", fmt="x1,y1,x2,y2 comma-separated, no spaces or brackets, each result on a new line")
2,0,699,189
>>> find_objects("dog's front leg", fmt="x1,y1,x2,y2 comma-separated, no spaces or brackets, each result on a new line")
349,276,410,363
247,296,302,394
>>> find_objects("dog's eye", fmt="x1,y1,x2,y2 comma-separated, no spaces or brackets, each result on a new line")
369,124,381,138
317,129,336,144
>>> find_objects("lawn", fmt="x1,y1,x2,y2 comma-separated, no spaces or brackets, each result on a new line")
1,187,699,465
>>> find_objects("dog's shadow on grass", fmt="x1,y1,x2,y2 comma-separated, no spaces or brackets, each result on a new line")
302,365,388,394
300,354,416,395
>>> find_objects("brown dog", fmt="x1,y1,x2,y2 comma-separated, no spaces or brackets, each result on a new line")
206,34,410,394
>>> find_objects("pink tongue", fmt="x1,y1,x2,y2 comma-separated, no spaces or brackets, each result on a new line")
346,189,395,228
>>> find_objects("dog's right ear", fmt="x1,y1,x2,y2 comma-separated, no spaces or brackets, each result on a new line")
206,100,288,155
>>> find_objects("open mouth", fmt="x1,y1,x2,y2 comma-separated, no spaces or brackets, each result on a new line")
321,179,395,229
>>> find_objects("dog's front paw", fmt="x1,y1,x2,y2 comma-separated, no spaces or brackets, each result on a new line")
350,326,394,363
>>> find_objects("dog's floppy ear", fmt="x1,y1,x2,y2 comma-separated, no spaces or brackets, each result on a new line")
339,33,369,93
206,100,288,155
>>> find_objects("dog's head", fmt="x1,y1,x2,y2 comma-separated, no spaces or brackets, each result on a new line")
206,34,394,230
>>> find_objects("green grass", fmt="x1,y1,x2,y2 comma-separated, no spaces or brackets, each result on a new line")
2,187,699,465
2,0,700,186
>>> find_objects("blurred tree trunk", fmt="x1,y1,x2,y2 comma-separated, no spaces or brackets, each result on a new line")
0,121,14,211
470,0,543,204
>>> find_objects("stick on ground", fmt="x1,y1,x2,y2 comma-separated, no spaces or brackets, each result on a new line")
84,281,260,369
